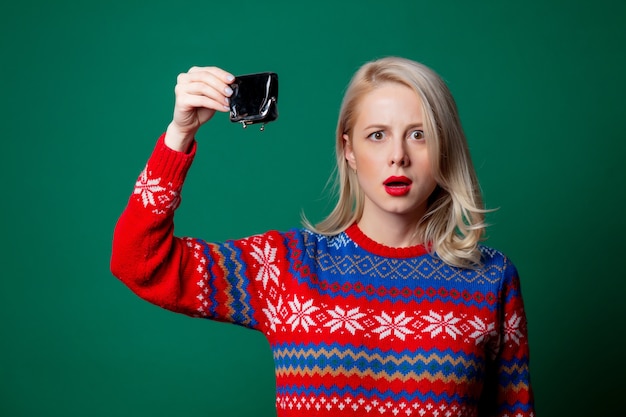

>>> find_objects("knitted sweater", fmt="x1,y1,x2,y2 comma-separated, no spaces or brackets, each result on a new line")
111,134,535,417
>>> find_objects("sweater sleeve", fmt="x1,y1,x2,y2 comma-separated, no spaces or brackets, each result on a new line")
110,134,288,331
480,259,535,417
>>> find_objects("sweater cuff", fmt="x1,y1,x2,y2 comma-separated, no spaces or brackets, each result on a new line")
147,132,197,186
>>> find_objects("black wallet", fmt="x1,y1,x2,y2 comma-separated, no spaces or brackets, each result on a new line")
229,72,279,130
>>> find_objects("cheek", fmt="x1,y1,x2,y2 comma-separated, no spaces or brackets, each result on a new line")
416,155,438,190
354,152,382,175
415,152,434,173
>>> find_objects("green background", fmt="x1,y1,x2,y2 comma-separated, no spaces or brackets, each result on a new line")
2,0,625,415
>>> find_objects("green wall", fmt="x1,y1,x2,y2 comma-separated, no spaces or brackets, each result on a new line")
2,0,624,415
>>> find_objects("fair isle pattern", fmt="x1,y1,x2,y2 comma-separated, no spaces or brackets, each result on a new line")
194,229,533,416
276,392,534,417
260,294,524,347
133,165,180,215
296,230,506,285
274,344,485,383
273,343,531,401
275,393,475,417
185,237,210,318
113,135,535,417
188,237,258,328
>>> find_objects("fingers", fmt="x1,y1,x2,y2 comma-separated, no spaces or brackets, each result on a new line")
178,66,235,111
174,81,227,113
188,66,235,84
167,66,236,147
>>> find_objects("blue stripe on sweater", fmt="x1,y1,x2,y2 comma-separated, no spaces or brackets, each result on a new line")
276,383,471,404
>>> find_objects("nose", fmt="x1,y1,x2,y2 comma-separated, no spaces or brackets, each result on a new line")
390,139,410,167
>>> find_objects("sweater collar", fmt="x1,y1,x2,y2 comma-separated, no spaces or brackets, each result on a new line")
344,223,429,259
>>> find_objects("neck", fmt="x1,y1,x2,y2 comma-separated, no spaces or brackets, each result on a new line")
357,215,422,248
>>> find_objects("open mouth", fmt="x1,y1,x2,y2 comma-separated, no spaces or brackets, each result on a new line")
384,181,409,187
384,177,412,196
384,176,412,187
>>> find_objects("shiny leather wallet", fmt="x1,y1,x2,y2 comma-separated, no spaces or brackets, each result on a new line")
229,72,279,130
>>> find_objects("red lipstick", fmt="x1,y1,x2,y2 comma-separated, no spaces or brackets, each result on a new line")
383,176,412,196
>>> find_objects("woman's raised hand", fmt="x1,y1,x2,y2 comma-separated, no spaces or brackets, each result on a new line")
165,66,235,152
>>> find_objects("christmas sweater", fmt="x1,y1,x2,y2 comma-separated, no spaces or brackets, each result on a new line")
111,134,535,417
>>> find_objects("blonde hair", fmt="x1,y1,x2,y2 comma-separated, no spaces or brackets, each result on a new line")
303,57,488,268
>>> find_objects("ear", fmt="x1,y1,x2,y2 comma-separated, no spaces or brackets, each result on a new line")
343,133,357,170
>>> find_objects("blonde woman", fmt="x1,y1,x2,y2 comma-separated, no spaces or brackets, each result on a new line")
111,57,535,416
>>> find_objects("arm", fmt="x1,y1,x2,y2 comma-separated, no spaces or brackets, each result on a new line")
480,260,535,417
110,66,244,318
110,134,202,316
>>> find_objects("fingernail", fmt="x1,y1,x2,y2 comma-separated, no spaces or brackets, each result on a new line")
224,86,233,96
226,75,235,82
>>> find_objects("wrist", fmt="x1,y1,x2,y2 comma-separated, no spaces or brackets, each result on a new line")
164,122,196,153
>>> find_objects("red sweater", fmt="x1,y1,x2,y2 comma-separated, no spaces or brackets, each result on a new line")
111,135,535,416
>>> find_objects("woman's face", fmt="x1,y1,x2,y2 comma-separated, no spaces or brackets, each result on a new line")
343,82,438,227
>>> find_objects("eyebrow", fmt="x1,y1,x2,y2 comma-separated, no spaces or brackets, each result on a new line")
363,123,424,131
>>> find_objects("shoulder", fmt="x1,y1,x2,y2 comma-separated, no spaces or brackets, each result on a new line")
477,245,522,289
225,228,351,252
278,228,357,259
478,245,515,269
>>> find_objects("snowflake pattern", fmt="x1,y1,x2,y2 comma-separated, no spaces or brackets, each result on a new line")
421,311,463,340
286,296,319,332
250,242,280,290
262,297,509,347
263,295,284,332
134,167,166,207
324,306,366,335
468,316,497,345
372,311,415,340
504,312,524,345
133,166,180,214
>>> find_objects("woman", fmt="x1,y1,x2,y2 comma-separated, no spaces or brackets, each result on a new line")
111,57,535,416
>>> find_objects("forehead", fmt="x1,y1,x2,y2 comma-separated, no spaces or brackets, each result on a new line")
354,82,424,125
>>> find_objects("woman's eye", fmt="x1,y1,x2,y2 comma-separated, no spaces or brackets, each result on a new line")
368,131,384,140
411,130,425,140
